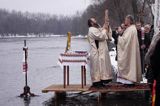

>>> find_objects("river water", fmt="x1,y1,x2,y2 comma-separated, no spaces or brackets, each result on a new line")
0,37,150,106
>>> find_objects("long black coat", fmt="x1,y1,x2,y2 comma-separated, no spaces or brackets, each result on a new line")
150,39,160,81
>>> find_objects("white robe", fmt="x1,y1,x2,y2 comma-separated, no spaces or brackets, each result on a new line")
88,27,113,82
117,25,142,83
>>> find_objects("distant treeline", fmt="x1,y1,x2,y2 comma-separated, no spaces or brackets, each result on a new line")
0,0,153,36
0,9,84,36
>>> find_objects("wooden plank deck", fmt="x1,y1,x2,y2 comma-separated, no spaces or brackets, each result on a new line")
42,83,150,93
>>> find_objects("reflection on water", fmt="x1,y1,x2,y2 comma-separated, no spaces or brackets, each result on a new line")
43,92,151,106
23,97,31,106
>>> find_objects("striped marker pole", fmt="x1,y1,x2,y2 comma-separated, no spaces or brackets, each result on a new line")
20,40,35,98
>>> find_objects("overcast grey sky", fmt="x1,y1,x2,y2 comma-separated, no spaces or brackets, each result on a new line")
0,0,91,15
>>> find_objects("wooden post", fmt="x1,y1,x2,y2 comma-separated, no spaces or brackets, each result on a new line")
84,66,86,86
67,66,69,86
63,66,66,88
81,66,84,88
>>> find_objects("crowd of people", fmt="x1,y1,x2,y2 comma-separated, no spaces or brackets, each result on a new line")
87,10,160,106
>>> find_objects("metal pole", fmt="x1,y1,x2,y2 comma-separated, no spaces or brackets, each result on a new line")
20,40,35,98
24,40,28,87
25,67,28,86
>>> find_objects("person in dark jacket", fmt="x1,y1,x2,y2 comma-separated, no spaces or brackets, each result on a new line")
136,22,145,73
145,27,160,106
112,25,124,60
136,22,142,46
150,36,160,106
112,27,118,46
136,22,152,74
144,24,151,51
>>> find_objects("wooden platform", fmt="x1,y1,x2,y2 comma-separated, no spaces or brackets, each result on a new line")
42,83,150,93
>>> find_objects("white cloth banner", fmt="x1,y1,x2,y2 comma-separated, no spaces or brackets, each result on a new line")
58,52,89,69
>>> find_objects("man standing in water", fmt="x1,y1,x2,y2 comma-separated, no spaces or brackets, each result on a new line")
87,13,113,88
117,15,142,85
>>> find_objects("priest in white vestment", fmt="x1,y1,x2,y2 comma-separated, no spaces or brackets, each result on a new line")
87,17,113,88
117,15,142,84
